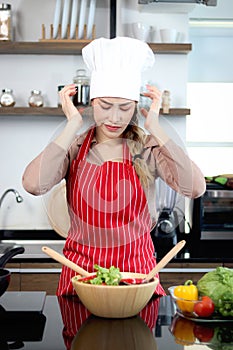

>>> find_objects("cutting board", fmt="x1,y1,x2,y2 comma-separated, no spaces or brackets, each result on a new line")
47,180,69,238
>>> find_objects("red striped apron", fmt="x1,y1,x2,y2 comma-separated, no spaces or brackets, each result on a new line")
57,128,165,296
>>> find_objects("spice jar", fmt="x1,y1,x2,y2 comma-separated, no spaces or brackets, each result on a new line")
162,90,170,114
73,69,90,106
28,90,44,107
0,3,12,41
0,88,15,106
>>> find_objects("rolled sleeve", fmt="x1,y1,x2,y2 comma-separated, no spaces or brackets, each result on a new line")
144,136,206,199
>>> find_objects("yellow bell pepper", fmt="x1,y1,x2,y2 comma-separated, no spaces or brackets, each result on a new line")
174,280,198,314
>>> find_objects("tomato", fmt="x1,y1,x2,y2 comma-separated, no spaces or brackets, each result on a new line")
193,324,214,343
194,296,215,317
78,275,96,283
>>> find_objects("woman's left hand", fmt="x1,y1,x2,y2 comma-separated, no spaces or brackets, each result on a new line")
140,85,162,133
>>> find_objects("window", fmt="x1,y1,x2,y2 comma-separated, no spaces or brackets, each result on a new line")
187,83,233,176
187,30,233,176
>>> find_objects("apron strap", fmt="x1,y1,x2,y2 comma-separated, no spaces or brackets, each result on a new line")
123,140,132,165
77,127,95,162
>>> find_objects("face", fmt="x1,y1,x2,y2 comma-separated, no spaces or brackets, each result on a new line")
92,97,136,142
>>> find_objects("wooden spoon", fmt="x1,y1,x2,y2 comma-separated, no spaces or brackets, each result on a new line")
121,240,186,285
42,240,186,284
41,246,91,277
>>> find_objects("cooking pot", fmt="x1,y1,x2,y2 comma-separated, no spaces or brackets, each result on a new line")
0,246,25,297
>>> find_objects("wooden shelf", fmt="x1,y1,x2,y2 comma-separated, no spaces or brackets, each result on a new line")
0,107,64,116
149,43,192,54
0,41,192,55
160,108,190,116
0,107,190,116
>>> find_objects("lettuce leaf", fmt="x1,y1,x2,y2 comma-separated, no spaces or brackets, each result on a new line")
90,264,122,285
197,267,233,304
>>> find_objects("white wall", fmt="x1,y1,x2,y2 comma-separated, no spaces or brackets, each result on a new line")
0,0,211,230
0,0,109,229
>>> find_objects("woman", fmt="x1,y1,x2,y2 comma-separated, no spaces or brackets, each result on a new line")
22,37,206,296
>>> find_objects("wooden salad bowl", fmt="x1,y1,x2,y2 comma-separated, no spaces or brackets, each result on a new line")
72,272,159,318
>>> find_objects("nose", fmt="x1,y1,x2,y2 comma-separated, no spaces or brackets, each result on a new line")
108,105,122,124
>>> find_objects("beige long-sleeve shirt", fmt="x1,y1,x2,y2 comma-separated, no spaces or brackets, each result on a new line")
22,130,206,226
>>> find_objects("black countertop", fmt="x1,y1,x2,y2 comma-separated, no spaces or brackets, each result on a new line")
0,292,232,350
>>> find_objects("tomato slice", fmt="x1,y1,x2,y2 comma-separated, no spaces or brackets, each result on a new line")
78,275,96,283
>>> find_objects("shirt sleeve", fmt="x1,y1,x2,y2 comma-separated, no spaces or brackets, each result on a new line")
144,136,206,199
22,139,80,196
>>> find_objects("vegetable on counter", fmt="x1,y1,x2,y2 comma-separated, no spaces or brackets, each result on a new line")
174,280,198,313
197,266,233,317
197,267,233,305
193,296,215,317
215,291,233,318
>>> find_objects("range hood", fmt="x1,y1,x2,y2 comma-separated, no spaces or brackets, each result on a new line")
138,0,217,6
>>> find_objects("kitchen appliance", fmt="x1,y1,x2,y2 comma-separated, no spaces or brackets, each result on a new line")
0,292,46,349
190,183,233,258
151,179,183,258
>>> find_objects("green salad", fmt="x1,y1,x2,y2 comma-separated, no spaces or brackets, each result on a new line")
75,264,122,286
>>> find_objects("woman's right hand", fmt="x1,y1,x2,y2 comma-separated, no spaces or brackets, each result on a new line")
59,84,83,123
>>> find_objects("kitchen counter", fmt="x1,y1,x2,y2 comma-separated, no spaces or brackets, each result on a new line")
0,230,65,260
1,292,232,350
0,240,65,259
1,230,233,263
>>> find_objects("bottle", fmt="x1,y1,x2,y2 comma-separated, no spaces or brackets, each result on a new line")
0,88,15,106
162,90,170,114
73,69,90,106
28,90,44,107
0,3,12,41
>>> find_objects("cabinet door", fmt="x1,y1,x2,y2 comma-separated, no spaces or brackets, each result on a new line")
5,263,20,291
20,262,61,295
21,273,60,295
159,262,220,294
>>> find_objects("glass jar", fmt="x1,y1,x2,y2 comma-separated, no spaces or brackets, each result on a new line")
57,85,65,107
0,88,15,106
73,69,90,106
28,90,44,107
0,3,12,41
162,90,170,114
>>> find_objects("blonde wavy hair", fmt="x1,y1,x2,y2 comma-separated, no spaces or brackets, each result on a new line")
123,107,154,188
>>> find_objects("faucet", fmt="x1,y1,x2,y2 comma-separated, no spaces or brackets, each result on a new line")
0,188,23,208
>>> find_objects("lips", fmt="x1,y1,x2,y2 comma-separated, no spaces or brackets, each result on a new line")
104,124,122,132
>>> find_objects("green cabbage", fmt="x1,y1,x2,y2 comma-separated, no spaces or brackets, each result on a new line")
197,267,233,304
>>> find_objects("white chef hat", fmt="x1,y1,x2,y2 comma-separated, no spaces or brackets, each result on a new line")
82,37,155,102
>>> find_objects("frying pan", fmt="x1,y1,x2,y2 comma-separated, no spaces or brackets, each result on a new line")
0,246,25,297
